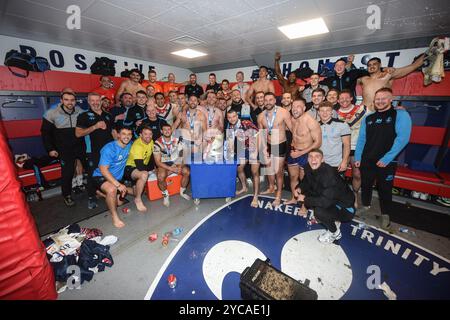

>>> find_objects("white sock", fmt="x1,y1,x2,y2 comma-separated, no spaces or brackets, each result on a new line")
76,175,84,186
180,187,191,200
162,190,169,197
72,177,77,188
180,187,186,194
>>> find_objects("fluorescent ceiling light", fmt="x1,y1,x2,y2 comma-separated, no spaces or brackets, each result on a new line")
171,49,207,59
278,18,329,39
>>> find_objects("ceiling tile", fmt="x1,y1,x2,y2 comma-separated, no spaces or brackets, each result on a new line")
186,0,253,23
218,10,277,35
187,23,240,44
6,0,67,26
152,5,213,31
242,27,287,44
83,1,144,29
130,20,182,41
243,0,289,10
102,0,179,19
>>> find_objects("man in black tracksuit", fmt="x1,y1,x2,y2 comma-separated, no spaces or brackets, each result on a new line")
41,91,84,207
320,57,368,103
297,149,355,244
76,92,114,209
355,87,412,229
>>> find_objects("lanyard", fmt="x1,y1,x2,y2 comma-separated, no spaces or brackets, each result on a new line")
187,110,196,131
206,106,215,127
265,107,277,135
162,136,174,156
228,120,242,141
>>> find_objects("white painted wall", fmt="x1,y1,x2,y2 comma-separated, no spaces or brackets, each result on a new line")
0,35,191,81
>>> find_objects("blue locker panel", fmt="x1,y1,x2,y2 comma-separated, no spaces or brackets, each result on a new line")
8,136,47,158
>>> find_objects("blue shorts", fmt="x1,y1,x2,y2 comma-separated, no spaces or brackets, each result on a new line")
287,153,308,167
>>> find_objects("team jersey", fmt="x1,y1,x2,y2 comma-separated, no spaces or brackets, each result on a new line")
92,87,116,104
93,140,131,180
163,82,181,95
142,81,163,94
337,104,367,151
155,104,176,126
126,137,154,167
76,109,113,154
153,136,183,163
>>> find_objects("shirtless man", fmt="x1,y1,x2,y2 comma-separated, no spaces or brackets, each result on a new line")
232,71,250,99
154,92,179,127
274,52,302,100
357,54,425,111
246,66,275,109
258,92,293,206
285,98,322,205
178,93,188,113
199,92,225,158
173,95,207,161
115,69,146,105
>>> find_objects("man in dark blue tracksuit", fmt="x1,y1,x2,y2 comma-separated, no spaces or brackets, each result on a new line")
355,87,412,229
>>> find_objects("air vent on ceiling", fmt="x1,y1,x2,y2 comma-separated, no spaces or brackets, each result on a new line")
169,35,205,47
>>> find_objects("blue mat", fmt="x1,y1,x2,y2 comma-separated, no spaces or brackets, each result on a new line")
146,195,450,300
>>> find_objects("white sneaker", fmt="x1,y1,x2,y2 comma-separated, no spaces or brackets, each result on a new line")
246,178,253,187
163,196,170,207
419,192,429,201
411,191,420,199
194,198,200,206
180,192,191,201
318,230,342,244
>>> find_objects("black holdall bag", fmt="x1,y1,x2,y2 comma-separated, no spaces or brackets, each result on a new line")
240,258,318,300
90,57,116,76
4,49,50,78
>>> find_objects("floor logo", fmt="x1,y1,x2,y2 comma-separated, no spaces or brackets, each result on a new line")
146,195,450,300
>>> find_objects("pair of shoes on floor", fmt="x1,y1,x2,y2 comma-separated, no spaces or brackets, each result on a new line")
411,191,429,201
64,195,75,207
318,229,342,244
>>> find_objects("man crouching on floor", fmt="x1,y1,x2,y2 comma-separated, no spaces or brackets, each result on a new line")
296,149,355,244
92,125,134,228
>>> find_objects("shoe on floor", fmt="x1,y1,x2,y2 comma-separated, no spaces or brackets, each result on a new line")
380,214,391,230
355,206,371,217
318,229,342,244
64,195,75,207
88,197,98,209
163,196,170,207
436,197,450,207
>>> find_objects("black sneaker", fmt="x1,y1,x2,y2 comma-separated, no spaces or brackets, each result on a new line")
88,197,98,210
64,196,75,207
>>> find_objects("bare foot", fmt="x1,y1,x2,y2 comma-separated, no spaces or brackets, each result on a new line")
251,196,259,208
236,188,248,195
261,187,275,195
134,199,147,212
272,197,281,207
112,217,125,228
284,198,297,205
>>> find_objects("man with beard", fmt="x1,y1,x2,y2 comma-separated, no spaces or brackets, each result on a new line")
284,98,322,205
92,75,116,107
337,89,367,207
281,92,293,113
307,88,338,121
125,90,148,134
154,123,191,207
142,69,163,94
258,92,292,206
225,109,260,207
115,69,145,105
246,66,275,109
229,89,252,122
76,92,114,209
154,92,179,127
178,93,189,113
356,55,425,112
250,91,266,125
41,91,84,207
274,52,302,99
199,92,225,159
355,87,412,230
110,92,135,132
185,73,204,99
173,95,207,161
163,72,180,97
92,126,133,228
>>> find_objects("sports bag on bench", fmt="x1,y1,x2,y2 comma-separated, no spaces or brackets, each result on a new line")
4,50,51,78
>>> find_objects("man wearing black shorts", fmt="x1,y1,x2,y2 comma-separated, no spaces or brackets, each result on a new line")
76,92,113,209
